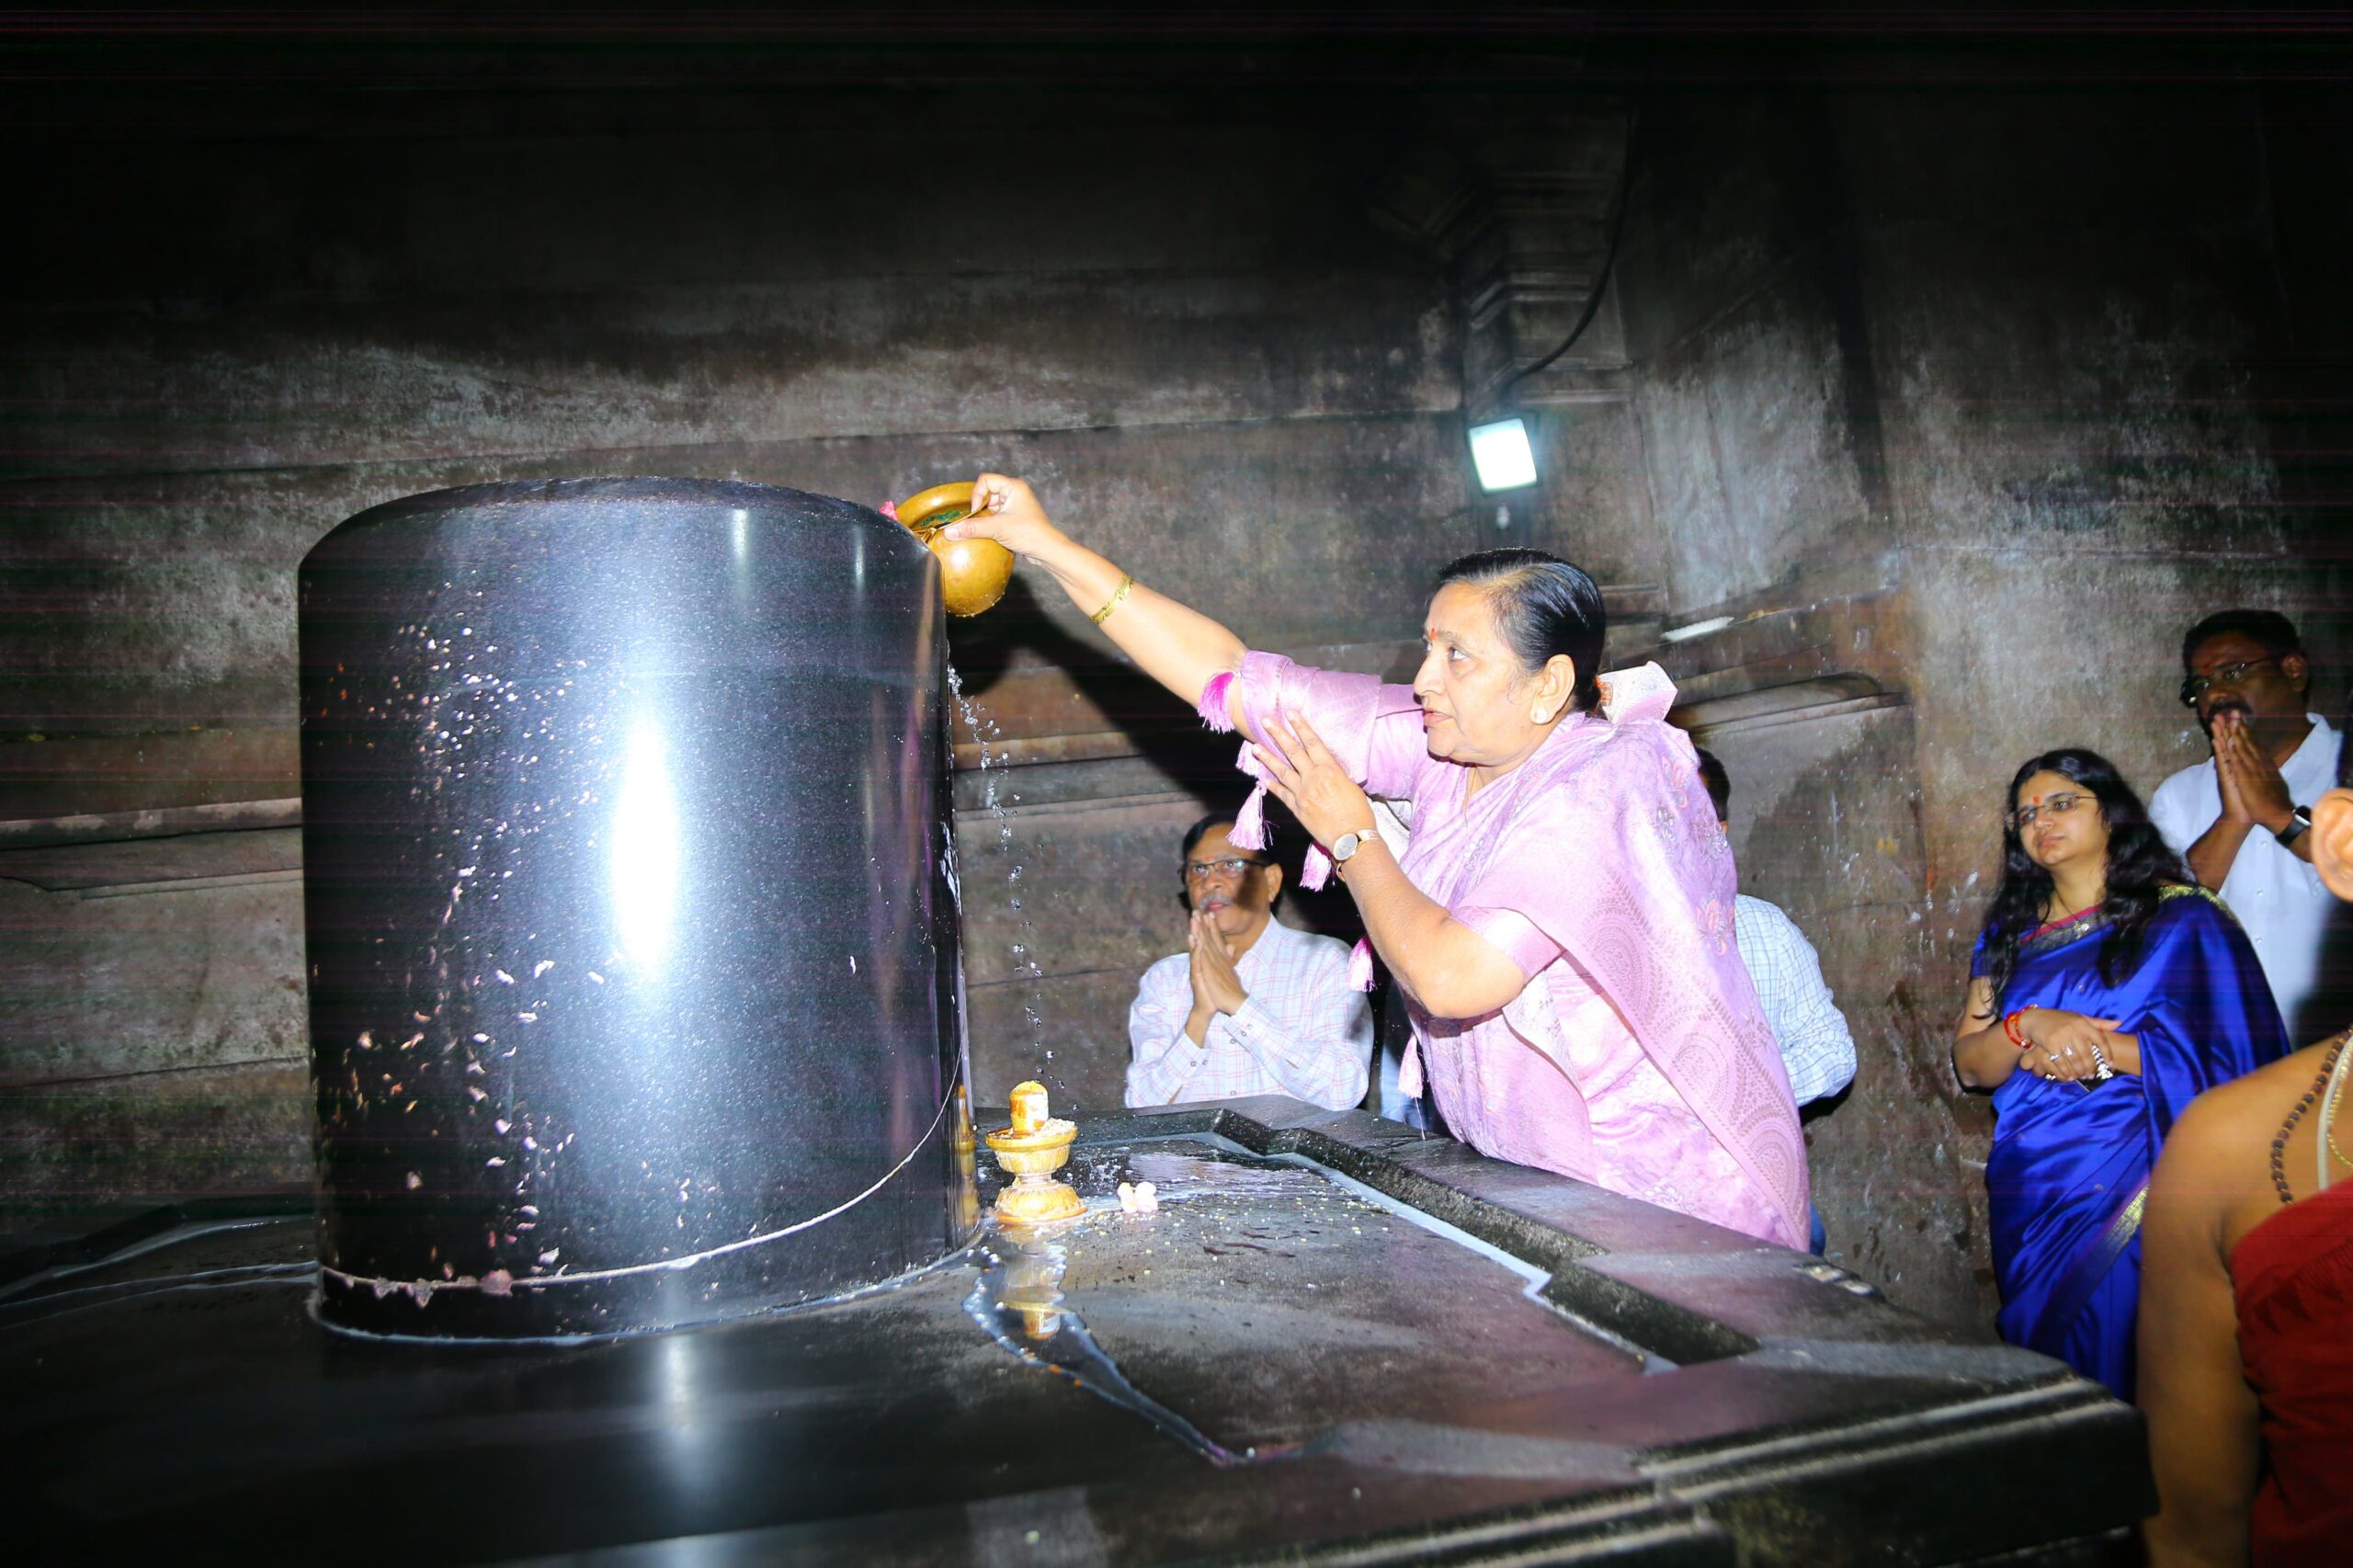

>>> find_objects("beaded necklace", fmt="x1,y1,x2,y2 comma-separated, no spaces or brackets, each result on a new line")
2271,1029,2353,1204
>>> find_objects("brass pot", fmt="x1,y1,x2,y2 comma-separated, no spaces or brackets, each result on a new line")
895,482,1014,618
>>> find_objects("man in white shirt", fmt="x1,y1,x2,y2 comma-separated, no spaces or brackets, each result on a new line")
2149,609,2348,1040
1694,751,1859,1108
1125,814,1372,1111
1696,751,1857,1254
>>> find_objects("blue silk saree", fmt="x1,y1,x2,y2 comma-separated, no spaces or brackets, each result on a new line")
1974,886,2288,1398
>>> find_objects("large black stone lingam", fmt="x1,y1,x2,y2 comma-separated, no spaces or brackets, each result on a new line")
297,477,979,1338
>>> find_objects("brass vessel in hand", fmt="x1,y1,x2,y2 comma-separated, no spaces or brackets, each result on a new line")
896,482,1014,618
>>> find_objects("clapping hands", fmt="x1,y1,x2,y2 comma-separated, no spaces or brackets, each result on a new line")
2213,709,2294,831
1187,911,1247,1017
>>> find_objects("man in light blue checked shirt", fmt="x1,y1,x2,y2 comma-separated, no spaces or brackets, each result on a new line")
1697,750,1858,1252
1125,813,1372,1112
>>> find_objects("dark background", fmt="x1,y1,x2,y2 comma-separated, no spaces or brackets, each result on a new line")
3,8,2348,1333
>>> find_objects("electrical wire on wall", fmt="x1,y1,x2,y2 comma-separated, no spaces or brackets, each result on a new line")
1494,106,1640,402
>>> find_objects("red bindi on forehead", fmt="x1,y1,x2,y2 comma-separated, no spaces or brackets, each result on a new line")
2016,775,2080,812
1426,584,1502,638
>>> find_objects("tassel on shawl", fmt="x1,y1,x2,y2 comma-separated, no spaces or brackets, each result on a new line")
1229,770,1333,883
1200,666,1320,877
1199,668,1286,856
1222,702,1338,889
1232,785,1271,856
1197,671,1236,734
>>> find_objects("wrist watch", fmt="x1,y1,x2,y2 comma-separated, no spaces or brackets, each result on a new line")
1331,825,1380,864
2276,804,2313,849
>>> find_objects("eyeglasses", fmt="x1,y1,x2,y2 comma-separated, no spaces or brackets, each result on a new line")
1183,857,1267,881
2179,656,2283,708
2006,791,2092,833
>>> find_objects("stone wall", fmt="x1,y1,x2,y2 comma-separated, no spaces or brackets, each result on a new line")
1607,84,2344,1322
0,59,1514,1228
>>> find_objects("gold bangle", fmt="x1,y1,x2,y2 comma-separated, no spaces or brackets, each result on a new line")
1089,573,1135,627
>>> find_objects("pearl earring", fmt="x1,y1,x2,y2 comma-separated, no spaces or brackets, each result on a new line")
1530,706,1549,723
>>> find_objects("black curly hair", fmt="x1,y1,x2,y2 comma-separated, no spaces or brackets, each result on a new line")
1974,748,2190,1011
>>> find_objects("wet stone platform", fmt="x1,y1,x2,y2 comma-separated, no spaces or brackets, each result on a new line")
0,1097,2149,1565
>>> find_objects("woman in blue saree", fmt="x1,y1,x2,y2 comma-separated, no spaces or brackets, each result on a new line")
1954,748,2287,1399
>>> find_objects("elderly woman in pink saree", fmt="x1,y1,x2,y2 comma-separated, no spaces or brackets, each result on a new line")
944,474,1808,1248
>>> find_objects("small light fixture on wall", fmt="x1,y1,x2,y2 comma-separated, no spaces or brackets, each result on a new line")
1467,415,1539,493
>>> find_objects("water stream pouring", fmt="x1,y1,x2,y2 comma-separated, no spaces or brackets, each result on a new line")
297,477,981,1338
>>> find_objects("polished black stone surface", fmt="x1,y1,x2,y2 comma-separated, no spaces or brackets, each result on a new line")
0,1099,2150,1565
297,478,977,1338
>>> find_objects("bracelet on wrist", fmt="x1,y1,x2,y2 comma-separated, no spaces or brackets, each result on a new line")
1089,572,1135,627
2001,1006,2040,1049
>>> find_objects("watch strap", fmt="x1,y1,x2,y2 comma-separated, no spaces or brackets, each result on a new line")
2277,805,2313,848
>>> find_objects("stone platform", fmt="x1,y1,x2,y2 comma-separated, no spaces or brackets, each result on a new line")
0,1096,2149,1564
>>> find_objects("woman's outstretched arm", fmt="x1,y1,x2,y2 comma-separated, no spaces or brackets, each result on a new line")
944,473,1246,726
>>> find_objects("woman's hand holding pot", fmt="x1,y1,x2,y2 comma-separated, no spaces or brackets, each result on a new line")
941,472,1066,561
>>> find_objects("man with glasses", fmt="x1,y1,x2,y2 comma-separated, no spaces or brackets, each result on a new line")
2150,608,2347,1036
1124,812,1372,1111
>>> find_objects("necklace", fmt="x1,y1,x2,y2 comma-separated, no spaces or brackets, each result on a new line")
2029,892,2104,941
2271,1029,2353,1204
2323,1033,2353,1189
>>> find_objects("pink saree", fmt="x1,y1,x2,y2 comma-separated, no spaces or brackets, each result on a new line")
1210,653,1809,1249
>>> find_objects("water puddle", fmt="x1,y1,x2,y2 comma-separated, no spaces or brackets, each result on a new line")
962,1227,1278,1469
1111,1150,1326,1198
958,1139,1370,1466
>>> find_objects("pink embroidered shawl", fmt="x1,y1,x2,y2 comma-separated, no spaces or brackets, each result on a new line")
1209,653,1809,1249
